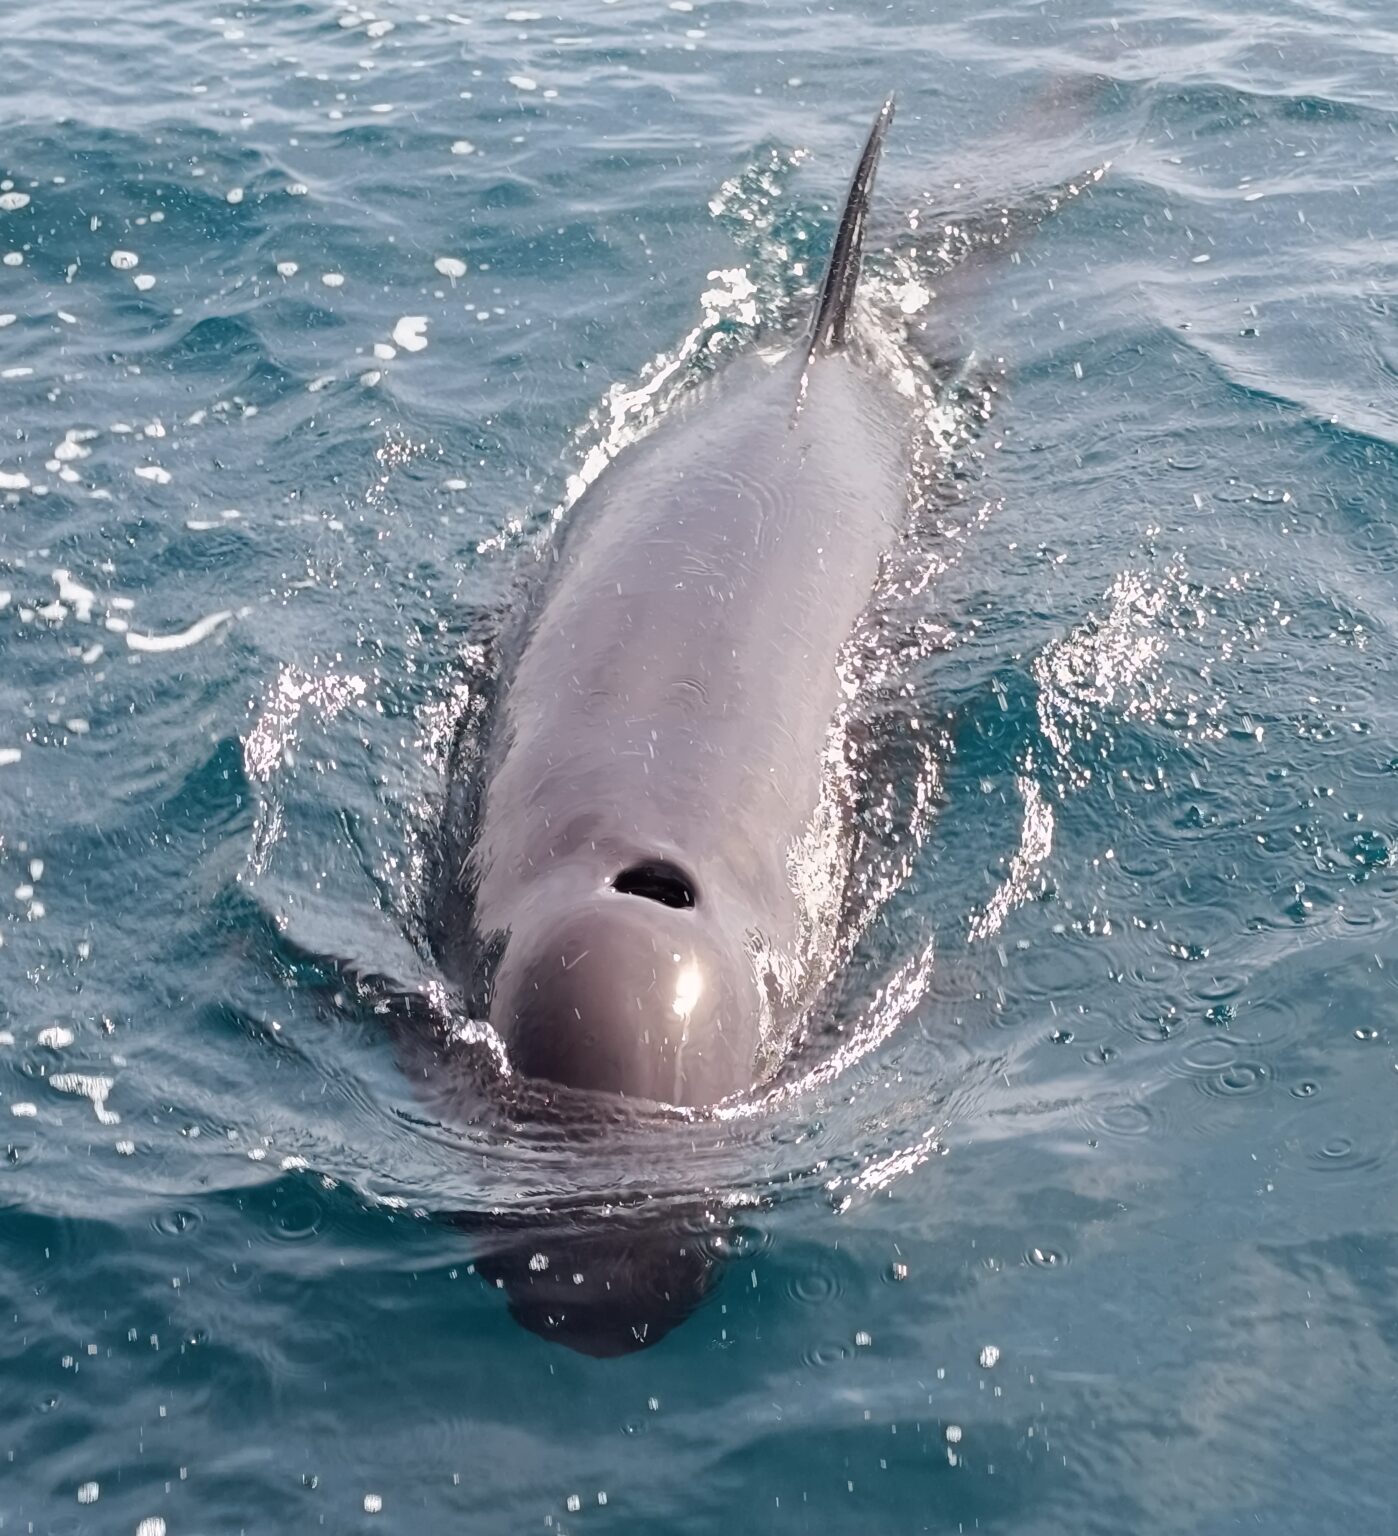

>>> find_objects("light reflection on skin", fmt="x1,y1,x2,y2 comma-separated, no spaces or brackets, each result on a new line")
672,961,703,1021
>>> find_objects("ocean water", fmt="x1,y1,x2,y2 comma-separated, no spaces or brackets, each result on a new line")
3,0,1397,1529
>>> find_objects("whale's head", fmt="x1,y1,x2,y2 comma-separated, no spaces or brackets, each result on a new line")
489,859,761,1108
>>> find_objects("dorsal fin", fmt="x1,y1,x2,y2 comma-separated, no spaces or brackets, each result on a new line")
805,93,895,362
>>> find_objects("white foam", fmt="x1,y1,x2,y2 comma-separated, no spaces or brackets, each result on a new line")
391,315,428,352
49,1073,119,1124
126,610,232,653
53,570,96,621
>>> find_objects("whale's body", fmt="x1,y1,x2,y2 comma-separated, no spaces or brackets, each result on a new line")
433,101,913,1115
472,345,909,1101
425,99,919,1353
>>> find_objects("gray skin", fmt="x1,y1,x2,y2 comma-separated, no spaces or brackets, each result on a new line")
459,339,913,1107
438,100,911,1111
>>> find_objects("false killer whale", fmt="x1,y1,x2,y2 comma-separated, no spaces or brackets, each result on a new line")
431,97,916,1122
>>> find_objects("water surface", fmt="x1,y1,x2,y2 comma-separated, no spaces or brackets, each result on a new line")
2,0,1396,1530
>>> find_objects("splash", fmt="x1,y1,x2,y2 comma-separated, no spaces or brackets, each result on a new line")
1035,563,1187,790
968,759,1055,943
718,934,939,1123
244,665,368,872
828,1122,945,1206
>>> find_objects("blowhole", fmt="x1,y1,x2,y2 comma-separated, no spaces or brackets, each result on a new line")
612,860,697,910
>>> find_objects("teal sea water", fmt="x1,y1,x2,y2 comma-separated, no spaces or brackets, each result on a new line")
3,0,1397,1529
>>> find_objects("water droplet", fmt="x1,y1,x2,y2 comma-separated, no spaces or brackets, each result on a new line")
787,1260,841,1304
1198,1060,1268,1098
1349,829,1390,874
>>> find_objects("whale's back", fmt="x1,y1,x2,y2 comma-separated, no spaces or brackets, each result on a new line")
472,345,911,929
